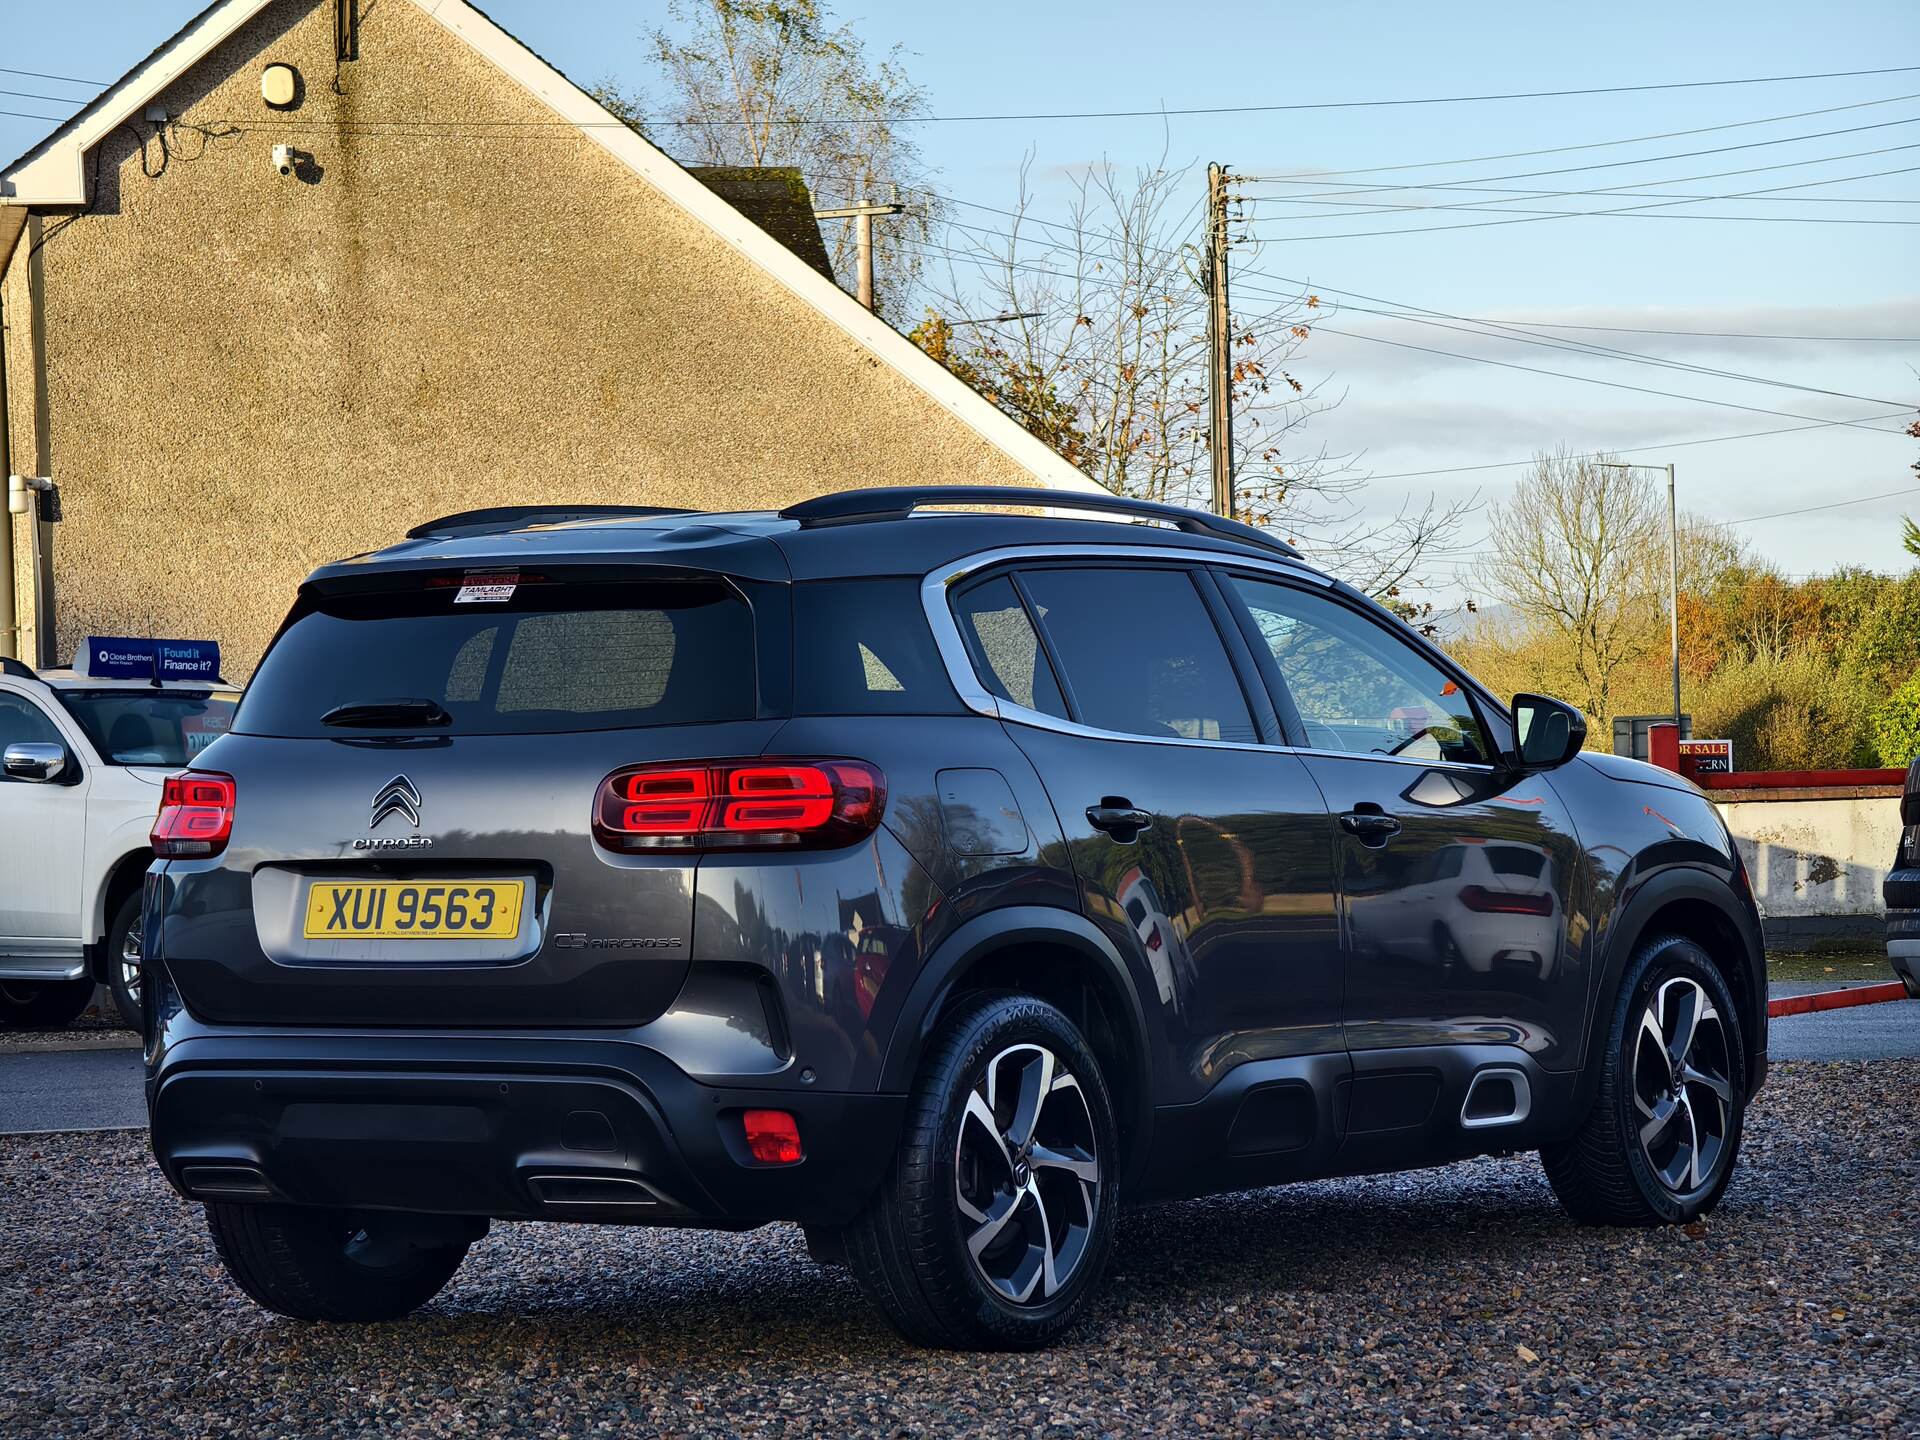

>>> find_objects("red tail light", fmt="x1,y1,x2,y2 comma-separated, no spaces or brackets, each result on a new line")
594,758,886,852
1459,884,1554,917
741,1109,804,1165
152,772,236,858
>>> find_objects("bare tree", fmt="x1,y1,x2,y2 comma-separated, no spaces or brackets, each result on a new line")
601,0,947,314
912,155,1469,608
1476,449,1684,721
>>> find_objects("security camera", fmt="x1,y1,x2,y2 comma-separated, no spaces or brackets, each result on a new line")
272,143,295,176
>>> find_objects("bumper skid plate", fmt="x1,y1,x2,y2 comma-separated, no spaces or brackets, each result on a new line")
149,1044,905,1228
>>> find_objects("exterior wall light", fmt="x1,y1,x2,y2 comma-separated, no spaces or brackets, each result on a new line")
261,64,298,108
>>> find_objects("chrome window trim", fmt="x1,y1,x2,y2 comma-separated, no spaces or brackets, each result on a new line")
919,543,1498,772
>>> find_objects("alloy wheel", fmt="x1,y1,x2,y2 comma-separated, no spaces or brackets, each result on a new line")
1632,976,1735,1197
955,1042,1101,1306
120,926,142,1008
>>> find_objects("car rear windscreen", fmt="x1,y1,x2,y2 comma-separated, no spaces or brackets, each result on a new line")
235,577,756,736
56,690,238,766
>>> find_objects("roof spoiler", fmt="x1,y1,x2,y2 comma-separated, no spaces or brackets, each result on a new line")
779,486,1303,560
407,505,696,540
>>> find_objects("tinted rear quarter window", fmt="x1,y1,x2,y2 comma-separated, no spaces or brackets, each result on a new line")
237,577,756,736
792,579,961,715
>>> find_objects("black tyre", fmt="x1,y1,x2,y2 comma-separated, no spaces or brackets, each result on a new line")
106,892,143,1031
0,976,95,1030
843,992,1119,1349
1542,934,1747,1226
205,1204,472,1322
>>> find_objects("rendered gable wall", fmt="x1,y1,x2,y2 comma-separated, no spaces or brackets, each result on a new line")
0,0,1058,673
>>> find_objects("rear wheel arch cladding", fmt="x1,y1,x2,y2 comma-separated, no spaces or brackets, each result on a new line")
881,908,1155,1185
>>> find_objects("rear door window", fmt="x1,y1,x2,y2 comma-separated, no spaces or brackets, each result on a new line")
952,575,1068,719
236,577,756,736
1017,567,1257,744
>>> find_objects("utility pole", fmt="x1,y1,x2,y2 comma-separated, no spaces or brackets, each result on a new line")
813,194,905,315
1204,162,1235,519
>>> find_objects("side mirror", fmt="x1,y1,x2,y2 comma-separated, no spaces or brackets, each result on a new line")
3,742,67,782
1510,694,1586,771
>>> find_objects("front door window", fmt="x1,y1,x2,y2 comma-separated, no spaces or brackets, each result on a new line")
1227,576,1489,764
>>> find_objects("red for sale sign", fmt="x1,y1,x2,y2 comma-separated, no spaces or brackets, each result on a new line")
1678,738,1734,774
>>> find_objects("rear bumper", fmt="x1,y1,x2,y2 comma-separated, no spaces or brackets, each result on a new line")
1887,906,1920,998
147,1030,903,1227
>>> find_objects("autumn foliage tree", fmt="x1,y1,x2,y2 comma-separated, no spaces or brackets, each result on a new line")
1452,446,1920,768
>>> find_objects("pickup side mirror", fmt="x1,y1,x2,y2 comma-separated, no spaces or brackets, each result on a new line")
3,741,67,783
1510,694,1587,771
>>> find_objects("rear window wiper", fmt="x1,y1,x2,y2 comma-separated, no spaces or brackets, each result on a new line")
320,697,453,729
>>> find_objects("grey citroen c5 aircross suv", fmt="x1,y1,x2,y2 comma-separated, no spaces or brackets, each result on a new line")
143,487,1766,1348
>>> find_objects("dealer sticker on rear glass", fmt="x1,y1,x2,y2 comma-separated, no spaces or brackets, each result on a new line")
454,573,518,603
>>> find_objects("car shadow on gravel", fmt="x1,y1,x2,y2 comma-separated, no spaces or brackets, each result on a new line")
267,1083,1793,1357
4,1062,1916,1437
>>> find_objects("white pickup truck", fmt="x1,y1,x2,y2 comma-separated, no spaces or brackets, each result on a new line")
0,652,238,1029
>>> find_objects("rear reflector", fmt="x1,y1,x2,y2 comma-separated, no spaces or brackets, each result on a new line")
152,772,236,858
593,758,885,853
742,1109,804,1165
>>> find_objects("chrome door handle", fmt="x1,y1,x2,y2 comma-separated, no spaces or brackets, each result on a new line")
1087,801,1152,844
1340,811,1402,846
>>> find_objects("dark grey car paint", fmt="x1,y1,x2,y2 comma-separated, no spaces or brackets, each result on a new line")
145,508,1764,1229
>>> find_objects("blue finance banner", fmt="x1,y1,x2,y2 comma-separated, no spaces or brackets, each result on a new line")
82,636,222,682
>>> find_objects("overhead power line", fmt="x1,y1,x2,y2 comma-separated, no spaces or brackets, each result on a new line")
637,64,1920,126
1310,410,1919,484
141,66,1920,132
1725,484,1920,525
1241,92,1920,182
0,87,87,105
1257,203,1920,228
0,65,106,88
1252,178,1920,205
1422,480,1920,575
1244,150,1920,242
1242,112,1920,196
913,212,1909,409
1302,325,1907,432
1241,297,1914,406
1440,318,1920,343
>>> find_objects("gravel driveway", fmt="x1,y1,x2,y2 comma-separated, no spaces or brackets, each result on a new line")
3,1060,1915,1438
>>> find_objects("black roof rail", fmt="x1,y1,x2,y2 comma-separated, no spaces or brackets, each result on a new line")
779,486,1302,559
0,656,36,679
406,505,695,540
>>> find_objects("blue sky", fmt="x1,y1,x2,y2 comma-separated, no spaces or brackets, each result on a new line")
4,1,1917,598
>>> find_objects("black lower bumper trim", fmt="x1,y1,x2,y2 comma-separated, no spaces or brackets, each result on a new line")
148,1034,905,1228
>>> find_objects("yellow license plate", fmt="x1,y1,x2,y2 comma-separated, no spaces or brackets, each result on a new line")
302,881,524,940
